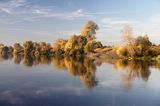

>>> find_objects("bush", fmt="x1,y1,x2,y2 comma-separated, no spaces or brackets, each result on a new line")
116,46,128,57
149,45,160,56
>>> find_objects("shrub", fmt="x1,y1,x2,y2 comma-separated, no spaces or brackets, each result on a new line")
149,45,160,56
116,46,128,57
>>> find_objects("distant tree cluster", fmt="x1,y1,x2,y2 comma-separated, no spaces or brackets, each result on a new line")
0,20,105,61
1,21,160,61
0,42,54,61
117,25,160,60
52,20,104,57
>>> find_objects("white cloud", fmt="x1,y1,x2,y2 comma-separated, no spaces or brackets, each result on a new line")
31,8,90,20
101,17,136,26
64,9,91,20
0,8,11,14
0,0,91,24
0,0,30,10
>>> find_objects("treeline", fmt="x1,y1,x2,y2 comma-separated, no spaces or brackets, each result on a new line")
0,21,160,60
52,21,104,57
0,21,104,58
0,41,53,60
116,25,160,60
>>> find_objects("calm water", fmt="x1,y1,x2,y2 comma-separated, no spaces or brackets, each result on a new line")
0,55,160,106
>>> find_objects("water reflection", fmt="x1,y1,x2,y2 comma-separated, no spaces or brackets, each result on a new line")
0,54,98,89
0,53,160,90
52,56,98,89
113,59,160,90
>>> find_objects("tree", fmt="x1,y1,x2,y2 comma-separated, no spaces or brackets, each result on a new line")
134,35,152,56
40,42,51,55
13,43,23,54
23,41,33,50
32,42,41,57
84,40,103,53
52,39,67,53
0,46,9,55
33,42,40,51
65,35,87,56
0,44,4,48
120,25,136,57
0,44,4,54
121,24,135,46
135,35,152,47
80,20,99,41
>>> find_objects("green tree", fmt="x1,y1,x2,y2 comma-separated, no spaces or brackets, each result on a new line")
134,35,152,56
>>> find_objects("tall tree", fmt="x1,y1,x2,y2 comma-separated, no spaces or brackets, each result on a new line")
80,20,99,41
120,25,136,57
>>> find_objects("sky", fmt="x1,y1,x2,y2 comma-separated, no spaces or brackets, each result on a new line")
0,0,160,45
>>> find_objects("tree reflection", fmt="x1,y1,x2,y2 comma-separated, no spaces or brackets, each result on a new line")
1,52,160,90
51,56,66,70
114,60,152,90
0,53,98,89
52,56,98,89
13,54,23,64
0,52,13,61
13,54,52,67
67,57,97,89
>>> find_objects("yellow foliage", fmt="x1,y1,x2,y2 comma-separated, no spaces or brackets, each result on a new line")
116,46,128,57
80,20,98,41
53,39,67,51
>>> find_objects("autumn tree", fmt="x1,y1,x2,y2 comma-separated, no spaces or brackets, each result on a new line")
120,25,136,57
84,40,103,53
80,20,99,41
52,39,67,55
134,35,152,56
39,42,52,55
13,43,23,54
65,35,87,56
23,41,34,55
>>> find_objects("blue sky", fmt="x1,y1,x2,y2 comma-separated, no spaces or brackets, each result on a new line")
0,0,160,45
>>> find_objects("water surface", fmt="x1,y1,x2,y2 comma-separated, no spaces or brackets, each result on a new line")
0,55,160,106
